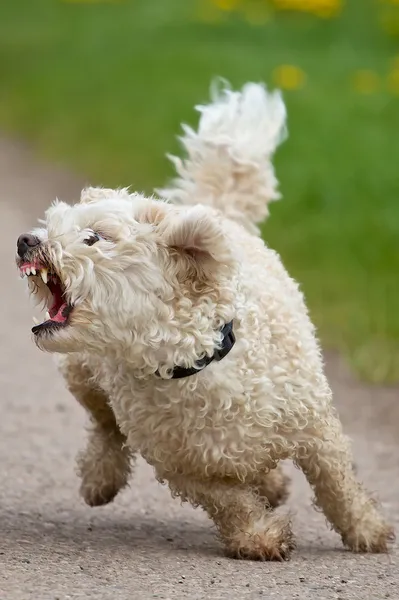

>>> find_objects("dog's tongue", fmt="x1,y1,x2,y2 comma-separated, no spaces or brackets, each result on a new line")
48,280,68,322
50,302,69,323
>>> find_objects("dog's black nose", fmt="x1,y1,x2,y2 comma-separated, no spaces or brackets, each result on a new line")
17,233,40,258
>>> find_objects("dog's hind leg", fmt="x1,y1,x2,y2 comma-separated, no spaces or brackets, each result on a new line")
252,464,290,509
59,355,134,507
295,414,394,553
167,475,295,560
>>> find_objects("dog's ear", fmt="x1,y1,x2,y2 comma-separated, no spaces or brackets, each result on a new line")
157,205,233,264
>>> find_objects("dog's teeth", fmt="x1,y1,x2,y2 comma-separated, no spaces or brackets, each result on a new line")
40,268,48,284
26,267,31,275
31,267,36,276
45,311,50,321
33,317,40,325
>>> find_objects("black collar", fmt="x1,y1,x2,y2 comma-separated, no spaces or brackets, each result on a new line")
156,320,235,380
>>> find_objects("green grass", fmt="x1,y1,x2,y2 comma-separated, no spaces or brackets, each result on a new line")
1,0,399,382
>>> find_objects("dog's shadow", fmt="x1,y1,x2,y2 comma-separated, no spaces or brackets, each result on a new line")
1,504,349,564
1,506,222,560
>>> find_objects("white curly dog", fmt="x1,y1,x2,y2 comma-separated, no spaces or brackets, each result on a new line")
16,81,394,560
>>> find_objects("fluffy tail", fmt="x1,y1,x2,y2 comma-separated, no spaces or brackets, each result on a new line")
157,80,287,235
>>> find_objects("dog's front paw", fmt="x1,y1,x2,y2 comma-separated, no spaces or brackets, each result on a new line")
76,445,130,507
225,515,295,561
80,480,120,507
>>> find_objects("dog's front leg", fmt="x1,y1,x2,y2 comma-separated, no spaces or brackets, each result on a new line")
167,474,295,560
59,356,134,507
295,415,394,552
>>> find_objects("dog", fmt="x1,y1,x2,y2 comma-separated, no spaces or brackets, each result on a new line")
16,81,394,560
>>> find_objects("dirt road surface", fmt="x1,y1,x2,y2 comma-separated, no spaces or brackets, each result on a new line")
0,136,398,600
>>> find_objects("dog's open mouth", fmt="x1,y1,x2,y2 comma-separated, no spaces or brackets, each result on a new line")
19,262,73,335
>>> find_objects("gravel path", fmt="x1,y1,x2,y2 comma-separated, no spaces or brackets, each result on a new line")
0,136,397,599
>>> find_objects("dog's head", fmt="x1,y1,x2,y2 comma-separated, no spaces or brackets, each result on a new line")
16,187,236,371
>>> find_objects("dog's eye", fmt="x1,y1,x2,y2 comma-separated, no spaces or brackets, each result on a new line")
84,232,101,246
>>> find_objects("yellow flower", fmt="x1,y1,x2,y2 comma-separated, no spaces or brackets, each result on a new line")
214,0,240,10
272,0,342,18
273,65,306,90
351,70,380,95
208,0,343,18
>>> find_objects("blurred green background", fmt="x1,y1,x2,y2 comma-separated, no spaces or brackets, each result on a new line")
1,0,398,382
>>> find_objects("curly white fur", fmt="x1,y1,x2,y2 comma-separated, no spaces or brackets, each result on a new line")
157,80,287,235
17,81,394,560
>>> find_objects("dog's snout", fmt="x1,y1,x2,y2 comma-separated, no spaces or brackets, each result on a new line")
17,233,40,258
